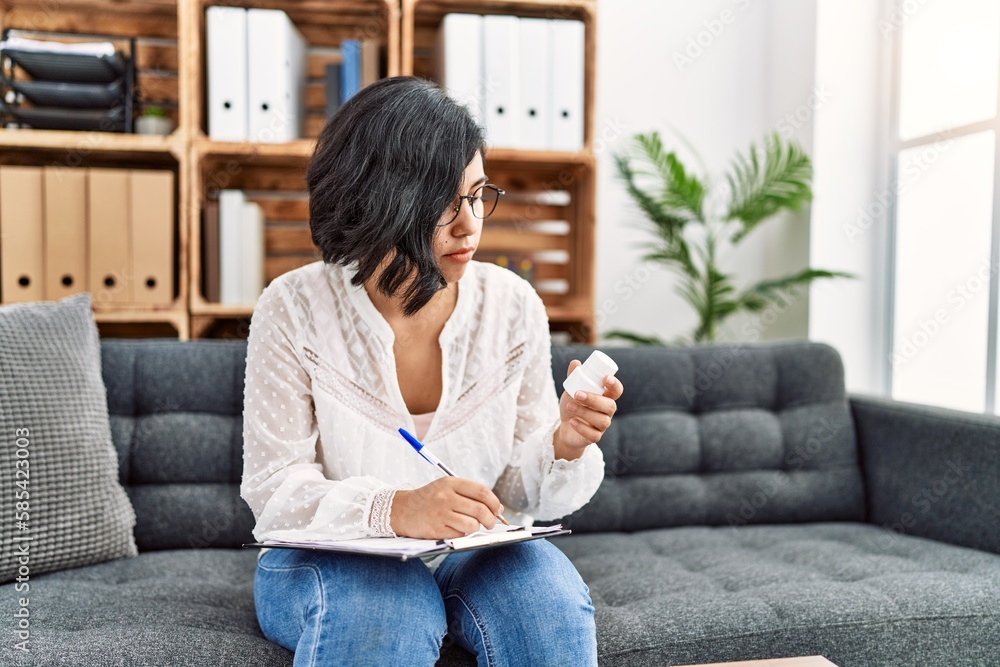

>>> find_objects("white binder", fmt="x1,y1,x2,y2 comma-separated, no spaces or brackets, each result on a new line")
483,15,519,148
218,189,245,305
247,9,306,143
517,17,552,150
435,13,485,128
551,19,585,152
241,200,265,304
206,6,248,141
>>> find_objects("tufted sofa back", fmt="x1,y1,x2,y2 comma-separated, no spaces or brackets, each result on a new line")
99,338,866,551
101,339,255,551
549,341,866,532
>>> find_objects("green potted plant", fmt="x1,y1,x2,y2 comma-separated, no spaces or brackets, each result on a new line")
135,104,173,135
607,130,852,345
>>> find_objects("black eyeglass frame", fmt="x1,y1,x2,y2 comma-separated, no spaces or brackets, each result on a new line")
438,184,506,226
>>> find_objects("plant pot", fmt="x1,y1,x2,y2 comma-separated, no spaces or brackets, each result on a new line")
135,115,172,135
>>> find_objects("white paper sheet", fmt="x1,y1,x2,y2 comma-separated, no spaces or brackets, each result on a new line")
253,523,566,558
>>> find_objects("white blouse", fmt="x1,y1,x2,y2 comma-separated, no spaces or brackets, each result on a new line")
239,259,605,571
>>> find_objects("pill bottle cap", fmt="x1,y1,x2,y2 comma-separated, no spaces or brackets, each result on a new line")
584,350,618,378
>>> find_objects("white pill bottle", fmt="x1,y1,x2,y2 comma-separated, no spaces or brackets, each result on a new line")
563,350,619,397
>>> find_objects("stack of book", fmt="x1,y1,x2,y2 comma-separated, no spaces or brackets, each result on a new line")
0,32,134,132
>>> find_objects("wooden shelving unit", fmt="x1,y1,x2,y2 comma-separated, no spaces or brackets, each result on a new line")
0,0,597,342
402,0,598,341
0,0,189,338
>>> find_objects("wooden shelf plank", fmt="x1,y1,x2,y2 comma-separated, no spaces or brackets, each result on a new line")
190,135,594,171
478,229,569,253
483,147,596,169
2,0,176,9
190,303,254,318
545,305,592,323
409,0,593,18
2,5,177,36
191,135,316,160
0,128,182,156
93,306,185,322
190,300,589,325
194,0,390,14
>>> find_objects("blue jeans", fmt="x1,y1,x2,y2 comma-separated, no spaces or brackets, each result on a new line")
254,539,598,666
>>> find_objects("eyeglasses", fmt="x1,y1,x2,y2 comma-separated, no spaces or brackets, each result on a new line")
438,184,506,226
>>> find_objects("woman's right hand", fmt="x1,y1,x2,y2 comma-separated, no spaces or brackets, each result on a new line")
390,477,505,539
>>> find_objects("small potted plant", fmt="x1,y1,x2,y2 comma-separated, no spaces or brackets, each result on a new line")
135,104,172,135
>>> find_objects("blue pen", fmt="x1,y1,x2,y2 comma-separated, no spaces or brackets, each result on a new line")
398,427,511,526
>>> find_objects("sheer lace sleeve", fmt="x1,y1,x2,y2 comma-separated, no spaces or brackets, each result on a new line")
239,282,407,542
492,287,605,521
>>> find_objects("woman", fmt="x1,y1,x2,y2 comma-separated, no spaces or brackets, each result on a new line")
241,76,623,667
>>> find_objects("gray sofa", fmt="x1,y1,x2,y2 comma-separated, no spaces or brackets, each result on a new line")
1,338,998,666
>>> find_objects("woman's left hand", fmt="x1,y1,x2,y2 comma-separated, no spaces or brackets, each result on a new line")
553,360,623,461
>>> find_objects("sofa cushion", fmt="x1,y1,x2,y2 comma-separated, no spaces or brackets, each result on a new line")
0,293,137,584
0,549,287,666
550,522,1000,667
548,342,866,532
100,338,256,550
2,523,996,666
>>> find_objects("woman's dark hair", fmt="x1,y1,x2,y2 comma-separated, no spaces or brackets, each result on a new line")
307,76,487,316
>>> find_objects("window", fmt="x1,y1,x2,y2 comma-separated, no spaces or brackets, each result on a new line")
886,0,1000,413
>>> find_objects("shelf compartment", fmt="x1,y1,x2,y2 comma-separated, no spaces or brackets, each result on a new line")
190,148,320,315
402,0,596,154
0,8,180,131
192,0,400,142
94,307,189,340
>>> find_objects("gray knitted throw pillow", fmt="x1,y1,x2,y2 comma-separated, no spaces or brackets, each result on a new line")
0,292,137,584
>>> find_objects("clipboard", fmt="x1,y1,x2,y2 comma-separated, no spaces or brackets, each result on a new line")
241,525,571,561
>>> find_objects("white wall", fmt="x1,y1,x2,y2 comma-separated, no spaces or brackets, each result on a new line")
808,0,891,395
593,0,820,345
